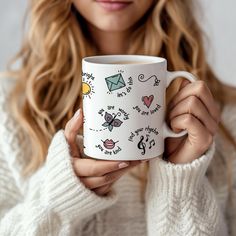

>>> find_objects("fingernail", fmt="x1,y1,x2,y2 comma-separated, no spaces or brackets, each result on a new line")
118,162,129,169
73,109,81,120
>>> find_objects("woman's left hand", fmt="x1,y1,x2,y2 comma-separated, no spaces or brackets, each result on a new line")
165,79,221,164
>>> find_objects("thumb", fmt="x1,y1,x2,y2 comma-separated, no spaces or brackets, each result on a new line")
65,108,83,157
71,109,83,133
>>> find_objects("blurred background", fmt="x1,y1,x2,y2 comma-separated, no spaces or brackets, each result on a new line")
0,0,235,86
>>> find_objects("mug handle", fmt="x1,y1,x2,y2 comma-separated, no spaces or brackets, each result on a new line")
163,71,197,139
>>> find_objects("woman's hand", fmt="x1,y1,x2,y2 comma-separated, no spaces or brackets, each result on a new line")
64,109,141,196
165,79,221,164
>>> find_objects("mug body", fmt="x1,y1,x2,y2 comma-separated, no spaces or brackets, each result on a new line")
82,55,167,160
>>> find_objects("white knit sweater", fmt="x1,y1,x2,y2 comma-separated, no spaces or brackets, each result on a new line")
0,78,235,236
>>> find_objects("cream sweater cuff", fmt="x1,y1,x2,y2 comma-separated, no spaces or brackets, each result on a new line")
42,130,117,221
148,142,215,198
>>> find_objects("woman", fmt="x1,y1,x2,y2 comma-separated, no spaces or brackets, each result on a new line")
0,0,236,235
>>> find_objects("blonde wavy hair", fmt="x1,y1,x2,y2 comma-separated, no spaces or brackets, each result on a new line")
4,0,236,196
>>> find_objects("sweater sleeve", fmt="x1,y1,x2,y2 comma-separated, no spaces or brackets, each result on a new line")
0,130,118,235
145,142,228,236
0,79,118,235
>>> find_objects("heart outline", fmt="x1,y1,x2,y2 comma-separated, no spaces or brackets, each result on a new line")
142,95,154,108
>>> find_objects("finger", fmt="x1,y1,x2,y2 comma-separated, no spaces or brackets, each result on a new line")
93,183,112,196
80,162,139,189
167,95,218,135
75,135,88,159
164,133,186,157
80,167,125,189
168,80,220,123
64,109,83,157
170,114,213,163
73,157,141,177
180,78,190,89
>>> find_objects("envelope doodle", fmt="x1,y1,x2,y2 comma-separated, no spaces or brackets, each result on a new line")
105,73,126,92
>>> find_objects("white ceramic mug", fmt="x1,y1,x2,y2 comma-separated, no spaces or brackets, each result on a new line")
82,55,197,161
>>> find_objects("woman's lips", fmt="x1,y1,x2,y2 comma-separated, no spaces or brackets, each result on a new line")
95,1,132,11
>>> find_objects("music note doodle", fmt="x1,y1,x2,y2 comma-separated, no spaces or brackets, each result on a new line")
149,139,155,149
137,135,146,155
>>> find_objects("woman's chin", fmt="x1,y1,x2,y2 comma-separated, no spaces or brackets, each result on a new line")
90,19,134,33
97,25,131,32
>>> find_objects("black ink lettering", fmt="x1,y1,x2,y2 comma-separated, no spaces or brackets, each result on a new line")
113,146,122,154
141,111,149,115
117,93,123,97
127,77,133,85
107,106,115,110
98,109,105,115
133,106,141,113
126,86,132,93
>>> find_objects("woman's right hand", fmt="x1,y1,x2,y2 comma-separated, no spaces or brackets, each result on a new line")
64,109,142,196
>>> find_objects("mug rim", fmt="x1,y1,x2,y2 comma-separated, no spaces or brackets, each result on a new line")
83,55,166,66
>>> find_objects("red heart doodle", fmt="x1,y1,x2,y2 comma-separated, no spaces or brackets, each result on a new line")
142,95,154,108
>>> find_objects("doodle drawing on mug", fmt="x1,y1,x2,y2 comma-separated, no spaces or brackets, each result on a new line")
89,106,129,132
102,139,119,149
137,134,156,155
137,135,146,155
142,95,154,108
105,73,133,97
132,74,162,116
82,71,95,99
138,74,160,86
133,102,161,116
95,139,122,156
105,73,126,92
128,126,158,156
102,112,123,132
